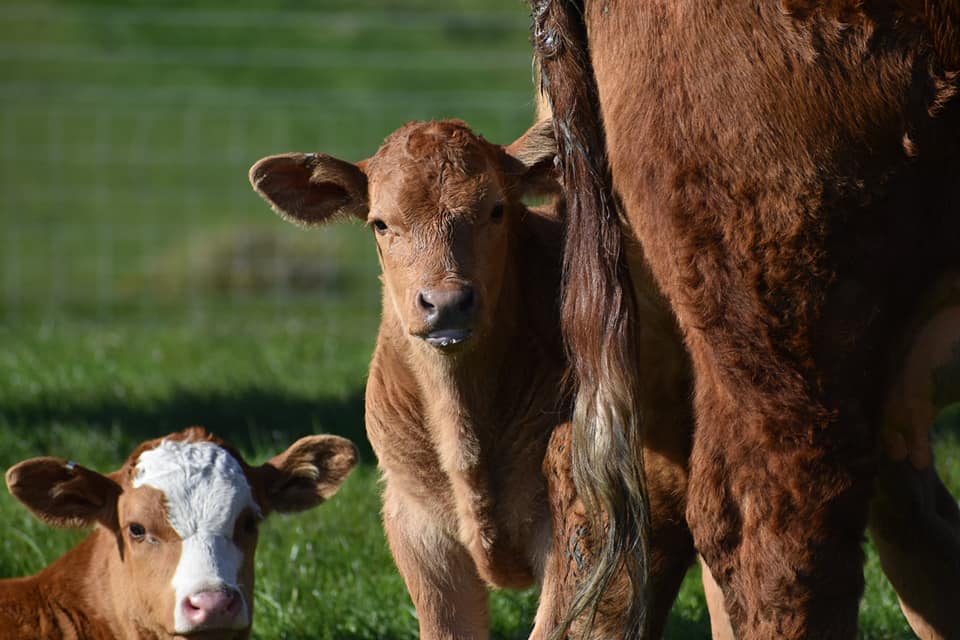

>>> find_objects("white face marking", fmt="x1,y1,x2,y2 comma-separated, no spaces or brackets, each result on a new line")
134,439,258,632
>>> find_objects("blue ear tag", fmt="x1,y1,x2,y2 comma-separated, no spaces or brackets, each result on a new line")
65,460,77,471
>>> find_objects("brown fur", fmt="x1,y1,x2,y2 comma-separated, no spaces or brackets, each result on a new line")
251,119,702,638
251,122,568,638
253,120,575,638
0,428,357,640
532,0,960,638
533,1,651,633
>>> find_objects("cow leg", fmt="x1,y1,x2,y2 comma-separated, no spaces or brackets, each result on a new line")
871,292,960,640
631,259,699,638
643,446,697,638
871,461,960,639
699,556,736,640
382,488,489,640
685,351,871,640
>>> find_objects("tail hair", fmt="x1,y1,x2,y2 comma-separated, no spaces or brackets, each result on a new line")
531,1,651,638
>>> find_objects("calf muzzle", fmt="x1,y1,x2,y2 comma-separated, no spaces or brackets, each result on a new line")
416,283,477,349
179,586,246,633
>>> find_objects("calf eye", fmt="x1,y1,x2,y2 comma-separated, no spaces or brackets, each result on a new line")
234,512,260,543
490,202,505,222
129,523,146,541
370,218,389,235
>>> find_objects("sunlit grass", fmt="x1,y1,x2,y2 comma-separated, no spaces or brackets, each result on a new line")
1,0,957,637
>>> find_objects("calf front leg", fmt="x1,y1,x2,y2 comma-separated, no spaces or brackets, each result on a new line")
534,423,627,640
536,420,695,640
383,488,489,640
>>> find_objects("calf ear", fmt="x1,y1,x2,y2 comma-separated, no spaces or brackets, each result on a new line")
254,435,358,515
6,458,120,529
249,153,369,226
502,118,559,198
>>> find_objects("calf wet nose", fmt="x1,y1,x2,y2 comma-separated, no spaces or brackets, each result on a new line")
182,588,242,629
417,284,476,328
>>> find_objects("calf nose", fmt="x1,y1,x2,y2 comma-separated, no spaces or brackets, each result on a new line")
182,588,242,629
417,284,476,328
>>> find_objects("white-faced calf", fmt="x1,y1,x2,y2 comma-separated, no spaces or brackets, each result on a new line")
1,427,357,640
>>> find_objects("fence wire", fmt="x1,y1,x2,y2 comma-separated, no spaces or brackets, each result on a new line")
0,1,537,322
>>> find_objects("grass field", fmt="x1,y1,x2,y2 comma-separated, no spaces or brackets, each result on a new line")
1,1,958,638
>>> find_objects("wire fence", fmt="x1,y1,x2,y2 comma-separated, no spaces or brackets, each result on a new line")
0,1,537,323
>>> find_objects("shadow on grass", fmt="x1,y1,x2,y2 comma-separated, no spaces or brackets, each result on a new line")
0,386,373,463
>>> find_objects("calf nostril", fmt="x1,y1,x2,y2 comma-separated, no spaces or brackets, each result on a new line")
417,285,478,329
184,588,240,625
457,287,475,313
417,290,436,311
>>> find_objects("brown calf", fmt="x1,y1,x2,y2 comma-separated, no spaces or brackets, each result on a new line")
250,119,571,638
250,119,698,639
0,427,357,640
532,1,960,638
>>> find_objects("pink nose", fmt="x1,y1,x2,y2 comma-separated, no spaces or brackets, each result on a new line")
182,588,242,629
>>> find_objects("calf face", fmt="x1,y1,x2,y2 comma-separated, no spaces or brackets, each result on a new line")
250,119,556,354
5,427,357,639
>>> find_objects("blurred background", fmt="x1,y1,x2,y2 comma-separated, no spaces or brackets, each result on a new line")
0,1,566,638
0,1,949,638
0,0,538,324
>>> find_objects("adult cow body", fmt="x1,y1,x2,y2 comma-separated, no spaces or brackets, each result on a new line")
532,2,960,638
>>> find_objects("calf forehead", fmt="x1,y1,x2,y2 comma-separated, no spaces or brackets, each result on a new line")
373,167,492,220
369,123,501,216
133,440,257,537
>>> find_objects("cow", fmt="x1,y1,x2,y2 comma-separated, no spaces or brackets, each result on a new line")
249,118,698,638
0,427,358,640
530,1,960,638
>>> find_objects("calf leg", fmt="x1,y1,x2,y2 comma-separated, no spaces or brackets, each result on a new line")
534,423,629,640
871,461,960,639
537,419,695,639
383,488,489,640
533,423,585,640
871,292,960,640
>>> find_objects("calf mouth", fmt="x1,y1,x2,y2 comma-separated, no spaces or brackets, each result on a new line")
424,328,473,350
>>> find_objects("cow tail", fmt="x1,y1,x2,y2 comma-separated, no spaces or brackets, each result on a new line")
532,1,650,638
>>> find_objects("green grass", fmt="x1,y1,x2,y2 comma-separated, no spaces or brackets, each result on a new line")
1,1,959,638
0,1,544,636
2,314,958,639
